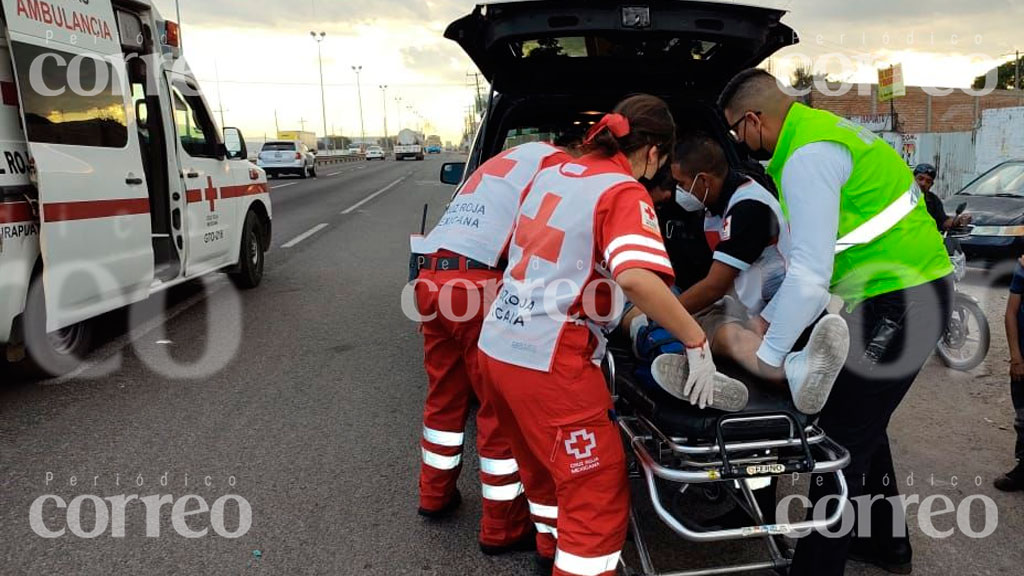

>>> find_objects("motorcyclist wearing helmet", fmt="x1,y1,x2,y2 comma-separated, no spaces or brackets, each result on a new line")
915,163,972,232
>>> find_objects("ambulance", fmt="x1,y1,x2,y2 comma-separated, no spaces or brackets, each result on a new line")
0,0,271,376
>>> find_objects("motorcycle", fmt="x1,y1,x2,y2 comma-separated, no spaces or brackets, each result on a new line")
936,203,991,371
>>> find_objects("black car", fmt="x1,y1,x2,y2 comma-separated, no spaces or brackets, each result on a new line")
944,161,1024,265
439,0,796,184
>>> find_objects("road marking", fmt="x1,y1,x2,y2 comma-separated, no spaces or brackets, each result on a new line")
341,177,406,215
272,182,298,189
282,223,330,248
326,171,342,176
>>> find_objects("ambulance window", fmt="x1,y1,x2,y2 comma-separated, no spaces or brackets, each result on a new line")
171,84,219,159
11,42,128,148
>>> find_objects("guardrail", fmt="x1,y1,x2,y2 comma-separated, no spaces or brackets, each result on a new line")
316,154,365,166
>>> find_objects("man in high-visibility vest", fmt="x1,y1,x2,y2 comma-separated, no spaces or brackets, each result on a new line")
718,69,953,576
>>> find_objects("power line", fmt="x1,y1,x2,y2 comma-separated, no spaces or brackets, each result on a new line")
197,78,470,88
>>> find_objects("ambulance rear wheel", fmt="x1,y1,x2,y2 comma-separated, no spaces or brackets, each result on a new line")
230,211,265,289
22,272,93,378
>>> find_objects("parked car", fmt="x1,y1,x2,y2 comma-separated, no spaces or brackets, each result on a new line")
365,146,386,160
258,141,317,179
944,161,1024,265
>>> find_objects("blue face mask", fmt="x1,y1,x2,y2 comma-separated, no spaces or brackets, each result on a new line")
674,175,709,213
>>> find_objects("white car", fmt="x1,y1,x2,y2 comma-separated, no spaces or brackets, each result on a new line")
365,146,386,161
257,141,317,179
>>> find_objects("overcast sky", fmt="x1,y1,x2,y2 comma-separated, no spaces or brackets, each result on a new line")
149,0,1023,144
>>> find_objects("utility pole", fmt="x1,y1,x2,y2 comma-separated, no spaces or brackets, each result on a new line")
274,109,280,137
1016,50,1021,92
379,85,390,151
311,31,329,152
174,0,184,50
299,117,308,132
214,58,226,128
468,72,484,115
395,96,403,130
352,66,366,145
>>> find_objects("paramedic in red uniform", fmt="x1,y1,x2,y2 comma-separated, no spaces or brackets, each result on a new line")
411,141,573,554
478,95,744,576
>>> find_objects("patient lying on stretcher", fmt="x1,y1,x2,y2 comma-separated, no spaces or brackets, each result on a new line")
623,133,850,415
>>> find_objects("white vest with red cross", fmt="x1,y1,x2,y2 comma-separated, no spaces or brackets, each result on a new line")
703,180,791,316
413,142,567,267
478,162,634,372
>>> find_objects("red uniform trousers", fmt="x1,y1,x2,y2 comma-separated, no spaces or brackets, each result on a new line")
415,264,531,547
479,325,629,576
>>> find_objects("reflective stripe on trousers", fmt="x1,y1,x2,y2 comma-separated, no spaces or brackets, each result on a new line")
481,481,524,502
479,457,519,475
536,522,558,538
423,426,465,447
835,184,920,254
422,448,462,470
529,500,558,520
554,549,622,576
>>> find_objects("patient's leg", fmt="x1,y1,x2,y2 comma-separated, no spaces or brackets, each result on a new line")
711,323,787,391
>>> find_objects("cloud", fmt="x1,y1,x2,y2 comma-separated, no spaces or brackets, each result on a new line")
159,0,471,34
400,43,470,84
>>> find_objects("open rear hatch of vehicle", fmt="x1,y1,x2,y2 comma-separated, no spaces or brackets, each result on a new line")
446,0,797,96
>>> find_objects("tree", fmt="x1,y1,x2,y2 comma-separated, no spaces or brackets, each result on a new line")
973,56,1023,90
790,66,833,90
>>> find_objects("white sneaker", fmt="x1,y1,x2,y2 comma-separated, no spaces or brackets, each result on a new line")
784,314,850,415
651,354,749,412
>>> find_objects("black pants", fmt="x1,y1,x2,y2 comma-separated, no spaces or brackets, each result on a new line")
789,275,953,576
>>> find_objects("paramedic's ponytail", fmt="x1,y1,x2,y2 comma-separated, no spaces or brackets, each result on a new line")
584,94,675,159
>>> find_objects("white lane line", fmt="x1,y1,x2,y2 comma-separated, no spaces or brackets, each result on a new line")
341,177,406,215
326,171,341,176
272,182,298,189
281,223,330,248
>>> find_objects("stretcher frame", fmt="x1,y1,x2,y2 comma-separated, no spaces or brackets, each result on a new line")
605,353,853,576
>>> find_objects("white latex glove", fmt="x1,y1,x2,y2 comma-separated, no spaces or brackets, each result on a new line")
682,339,717,409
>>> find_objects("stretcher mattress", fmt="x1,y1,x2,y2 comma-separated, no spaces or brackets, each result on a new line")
611,347,815,440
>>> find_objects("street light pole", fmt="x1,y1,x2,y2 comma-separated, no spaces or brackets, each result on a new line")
352,65,366,145
311,31,329,153
379,85,389,151
395,96,403,131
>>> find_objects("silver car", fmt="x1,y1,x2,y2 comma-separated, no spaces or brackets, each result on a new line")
258,141,317,179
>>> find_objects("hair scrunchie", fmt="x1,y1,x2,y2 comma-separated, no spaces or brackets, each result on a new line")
584,113,631,144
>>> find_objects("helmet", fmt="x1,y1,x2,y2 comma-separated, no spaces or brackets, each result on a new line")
914,163,937,178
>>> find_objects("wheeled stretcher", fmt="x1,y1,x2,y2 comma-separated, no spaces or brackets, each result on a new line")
605,346,851,576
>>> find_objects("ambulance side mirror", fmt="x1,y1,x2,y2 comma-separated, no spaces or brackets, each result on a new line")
223,127,247,161
440,162,466,186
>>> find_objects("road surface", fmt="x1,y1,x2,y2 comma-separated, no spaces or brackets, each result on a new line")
1,155,1021,575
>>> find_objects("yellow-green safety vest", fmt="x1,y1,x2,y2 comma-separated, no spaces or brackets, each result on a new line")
766,103,951,307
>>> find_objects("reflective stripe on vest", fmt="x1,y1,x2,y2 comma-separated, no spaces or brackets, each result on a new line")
423,426,464,447
834,184,921,255
481,481,524,501
479,457,519,476
422,448,461,470
554,549,622,576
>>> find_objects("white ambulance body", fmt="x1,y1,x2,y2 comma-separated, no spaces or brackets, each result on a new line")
0,0,271,375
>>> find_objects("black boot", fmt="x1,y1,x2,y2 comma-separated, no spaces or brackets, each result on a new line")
480,529,537,556
848,538,913,575
993,463,1024,492
535,554,555,576
418,489,462,519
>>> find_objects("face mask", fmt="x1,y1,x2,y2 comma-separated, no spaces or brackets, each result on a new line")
674,176,709,212
748,124,773,162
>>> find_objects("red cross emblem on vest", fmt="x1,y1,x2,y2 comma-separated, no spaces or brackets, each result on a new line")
510,193,564,281
204,176,219,211
460,154,518,196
